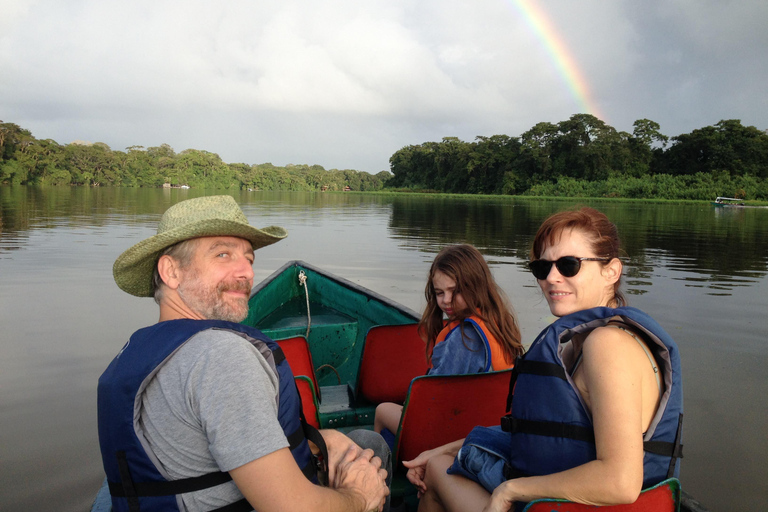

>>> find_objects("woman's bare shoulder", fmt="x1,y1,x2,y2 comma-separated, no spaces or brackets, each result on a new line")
581,326,650,367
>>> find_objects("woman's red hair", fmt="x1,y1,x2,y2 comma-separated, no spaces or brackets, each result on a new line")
531,206,626,307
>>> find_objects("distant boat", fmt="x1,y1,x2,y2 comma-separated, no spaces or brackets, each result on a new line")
712,197,768,208
712,196,745,207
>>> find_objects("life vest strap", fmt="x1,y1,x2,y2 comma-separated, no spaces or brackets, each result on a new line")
109,460,234,498
643,413,684,479
504,464,531,480
500,417,596,444
214,498,253,512
285,424,307,450
664,413,684,478
115,451,140,511
505,358,566,411
514,359,567,380
292,376,329,485
301,419,329,484
643,440,683,458
272,346,286,364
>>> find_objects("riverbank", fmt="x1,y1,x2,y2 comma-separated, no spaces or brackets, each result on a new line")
351,188,768,206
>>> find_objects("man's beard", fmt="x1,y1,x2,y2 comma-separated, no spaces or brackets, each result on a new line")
178,272,252,323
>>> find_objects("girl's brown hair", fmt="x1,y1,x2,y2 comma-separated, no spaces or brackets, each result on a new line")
530,206,626,307
419,244,523,364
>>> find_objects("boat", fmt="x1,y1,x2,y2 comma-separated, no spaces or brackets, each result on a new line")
91,261,709,511
711,196,768,208
712,196,746,207
245,261,420,395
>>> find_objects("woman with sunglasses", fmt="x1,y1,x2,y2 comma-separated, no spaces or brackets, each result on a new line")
403,207,683,512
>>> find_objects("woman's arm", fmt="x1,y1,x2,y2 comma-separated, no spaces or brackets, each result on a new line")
485,327,650,508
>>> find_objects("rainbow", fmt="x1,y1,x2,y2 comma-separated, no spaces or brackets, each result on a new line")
508,0,604,121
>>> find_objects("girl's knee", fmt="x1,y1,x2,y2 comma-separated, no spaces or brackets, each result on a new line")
374,402,402,433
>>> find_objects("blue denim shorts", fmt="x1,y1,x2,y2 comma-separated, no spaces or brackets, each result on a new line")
446,425,511,493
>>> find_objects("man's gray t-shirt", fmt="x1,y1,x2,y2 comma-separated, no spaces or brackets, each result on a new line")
139,329,289,512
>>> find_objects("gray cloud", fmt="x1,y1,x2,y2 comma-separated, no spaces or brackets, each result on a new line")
1,0,766,173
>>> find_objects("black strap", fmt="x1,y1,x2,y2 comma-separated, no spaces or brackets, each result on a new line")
109,468,233,497
504,464,531,480
504,357,520,412
302,419,329,484
292,377,328,484
502,414,684,483
515,359,568,380
665,413,684,478
272,346,286,365
501,417,596,444
116,451,140,512
505,358,567,412
643,440,683,458
643,414,684,478
285,424,306,450
214,498,253,512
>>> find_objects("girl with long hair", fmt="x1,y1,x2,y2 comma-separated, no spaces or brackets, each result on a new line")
374,244,523,435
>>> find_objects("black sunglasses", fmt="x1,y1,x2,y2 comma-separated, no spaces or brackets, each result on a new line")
528,256,611,280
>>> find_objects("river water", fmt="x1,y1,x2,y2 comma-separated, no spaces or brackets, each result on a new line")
1,186,766,511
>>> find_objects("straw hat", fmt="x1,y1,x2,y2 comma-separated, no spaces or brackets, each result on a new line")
113,195,287,297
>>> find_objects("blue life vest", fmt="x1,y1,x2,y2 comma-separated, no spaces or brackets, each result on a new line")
433,316,514,372
501,307,683,489
97,319,318,512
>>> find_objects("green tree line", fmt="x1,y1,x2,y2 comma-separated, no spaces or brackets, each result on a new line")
386,115,768,200
0,123,389,191
3,115,767,199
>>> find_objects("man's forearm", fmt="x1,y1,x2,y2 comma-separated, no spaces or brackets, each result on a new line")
230,447,384,512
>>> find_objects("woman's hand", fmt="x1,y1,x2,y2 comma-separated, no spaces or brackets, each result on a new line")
482,481,517,512
401,440,464,498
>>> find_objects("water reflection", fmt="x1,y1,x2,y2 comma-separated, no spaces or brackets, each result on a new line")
3,186,768,294
386,196,768,296
1,187,767,512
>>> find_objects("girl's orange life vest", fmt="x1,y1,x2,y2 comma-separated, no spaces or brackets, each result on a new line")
432,316,514,371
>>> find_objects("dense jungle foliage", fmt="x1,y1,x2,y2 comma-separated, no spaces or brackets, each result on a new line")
0,123,389,191
387,115,768,200
2,114,767,199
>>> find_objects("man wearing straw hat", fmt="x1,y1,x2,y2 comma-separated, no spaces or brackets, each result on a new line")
98,195,390,512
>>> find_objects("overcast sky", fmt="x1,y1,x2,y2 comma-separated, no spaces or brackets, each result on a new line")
2,0,766,173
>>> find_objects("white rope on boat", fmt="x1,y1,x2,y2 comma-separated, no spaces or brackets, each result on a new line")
298,270,311,338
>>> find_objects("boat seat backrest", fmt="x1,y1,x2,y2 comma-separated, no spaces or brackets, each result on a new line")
294,375,321,428
357,324,428,404
394,370,512,464
276,336,320,401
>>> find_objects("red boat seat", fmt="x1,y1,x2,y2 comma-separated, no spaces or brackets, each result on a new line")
294,376,321,428
393,369,512,464
357,323,428,404
522,477,681,512
275,335,322,426
275,335,319,395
